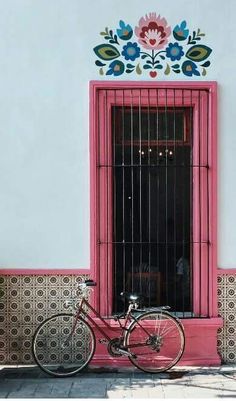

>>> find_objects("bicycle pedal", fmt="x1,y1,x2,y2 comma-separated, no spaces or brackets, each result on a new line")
99,338,109,344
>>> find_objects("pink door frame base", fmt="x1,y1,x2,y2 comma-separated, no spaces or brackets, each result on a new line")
88,317,222,367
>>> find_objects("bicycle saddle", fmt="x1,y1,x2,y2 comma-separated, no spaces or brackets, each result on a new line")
120,292,143,302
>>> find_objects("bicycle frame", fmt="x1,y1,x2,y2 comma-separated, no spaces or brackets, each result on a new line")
74,297,170,346
66,289,180,354
72,296,132,344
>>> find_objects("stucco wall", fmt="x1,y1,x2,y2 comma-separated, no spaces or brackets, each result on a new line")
0,0,235,270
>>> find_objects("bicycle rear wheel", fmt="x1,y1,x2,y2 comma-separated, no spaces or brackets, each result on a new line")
32,313,95,377
125,310,185,373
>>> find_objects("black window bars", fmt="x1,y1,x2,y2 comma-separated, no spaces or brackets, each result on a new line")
96,88,210,318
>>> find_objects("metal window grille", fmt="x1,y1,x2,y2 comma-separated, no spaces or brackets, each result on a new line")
96,88,210,318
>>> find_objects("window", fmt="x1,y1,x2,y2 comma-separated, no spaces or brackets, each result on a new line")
90,82,217,318
114,107,191,143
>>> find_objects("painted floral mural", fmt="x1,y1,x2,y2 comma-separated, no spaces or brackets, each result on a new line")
93,12,212,78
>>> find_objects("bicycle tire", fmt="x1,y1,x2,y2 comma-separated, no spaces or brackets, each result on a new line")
125,310,185,373
32,313,96,377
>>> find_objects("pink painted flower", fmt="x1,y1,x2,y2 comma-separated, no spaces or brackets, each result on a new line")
135,13,171,50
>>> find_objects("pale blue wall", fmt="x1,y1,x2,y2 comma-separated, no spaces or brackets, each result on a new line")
0,0,89,268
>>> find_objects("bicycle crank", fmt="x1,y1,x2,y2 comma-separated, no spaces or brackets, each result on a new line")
107,338,137,359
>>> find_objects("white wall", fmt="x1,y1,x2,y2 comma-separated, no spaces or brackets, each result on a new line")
0,0,235,269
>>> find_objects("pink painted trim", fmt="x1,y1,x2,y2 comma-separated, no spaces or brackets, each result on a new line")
90,80,217,90
90,80,218,318
0,269,90,275
210,82,218,317
89,82,98,283
217,268,236,275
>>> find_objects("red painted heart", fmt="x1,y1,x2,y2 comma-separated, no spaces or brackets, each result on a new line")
150,71,157,78
149,39,156,46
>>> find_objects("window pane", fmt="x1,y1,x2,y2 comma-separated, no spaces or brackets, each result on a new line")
113,107,189,143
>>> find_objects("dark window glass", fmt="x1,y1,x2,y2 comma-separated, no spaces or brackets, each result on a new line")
114,107,190,143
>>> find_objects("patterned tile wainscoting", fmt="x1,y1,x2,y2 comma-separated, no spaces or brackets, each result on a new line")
0,274,89,364
217,274,236,363
0,273,236,364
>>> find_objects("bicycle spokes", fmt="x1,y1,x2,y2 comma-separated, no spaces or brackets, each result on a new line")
32,314,96,377
125,311,185,373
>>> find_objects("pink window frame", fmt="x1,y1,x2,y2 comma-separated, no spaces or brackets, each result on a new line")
90,80,217,317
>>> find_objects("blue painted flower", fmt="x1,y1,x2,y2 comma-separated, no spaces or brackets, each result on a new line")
173,21,189,41
166,42,184,61
106,60,125,76
117,20,133,40
121,42,141,61
182,60,200,76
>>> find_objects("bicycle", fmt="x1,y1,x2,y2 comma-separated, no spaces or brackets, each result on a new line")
32,279,185,377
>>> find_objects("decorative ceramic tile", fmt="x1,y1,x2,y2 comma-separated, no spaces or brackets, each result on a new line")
0,274,89,364
217,274,236,363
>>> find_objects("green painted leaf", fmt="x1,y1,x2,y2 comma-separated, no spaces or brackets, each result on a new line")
93,44,120,60
202,67,207,76
99,67,104,75
136,63,142,75
113,35,119,44
186,45,212,62
164,64,170,75
201,60,211,67
197,28,205,36
95,60,106,67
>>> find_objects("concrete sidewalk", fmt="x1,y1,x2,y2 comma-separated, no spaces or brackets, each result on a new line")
0,365,236,399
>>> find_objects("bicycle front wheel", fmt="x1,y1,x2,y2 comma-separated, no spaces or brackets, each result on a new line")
32,313,96,377
125,311,185,373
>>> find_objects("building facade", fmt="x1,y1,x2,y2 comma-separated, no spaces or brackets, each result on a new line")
0,0,235,365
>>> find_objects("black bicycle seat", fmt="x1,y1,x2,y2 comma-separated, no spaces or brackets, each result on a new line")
120,292,143,302
84,279,97,287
